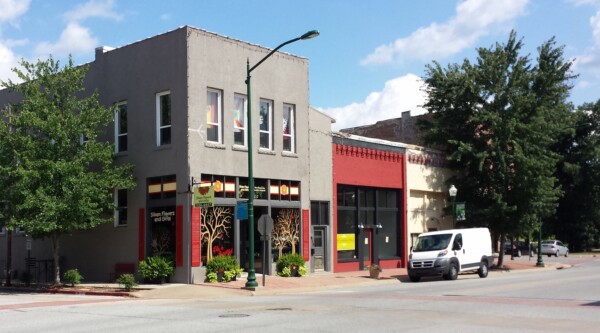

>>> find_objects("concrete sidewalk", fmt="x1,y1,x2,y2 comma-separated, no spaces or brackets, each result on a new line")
2,257,565,299
133,258,565,299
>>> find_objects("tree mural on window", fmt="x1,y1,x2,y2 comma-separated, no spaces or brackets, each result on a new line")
271,208,300,257
200,206,232,262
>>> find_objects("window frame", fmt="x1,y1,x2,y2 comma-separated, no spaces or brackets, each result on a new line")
259,99,273,150
115,188,128,227
233,94,247,147
156,91,171,146
282,103,296,153
206,88,223,144
115,101,128,153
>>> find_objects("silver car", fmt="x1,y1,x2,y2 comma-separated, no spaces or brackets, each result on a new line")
541,240,569,257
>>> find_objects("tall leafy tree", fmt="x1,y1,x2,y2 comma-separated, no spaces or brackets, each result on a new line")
0,57,135,285
420,31,575,267
552,102,600,250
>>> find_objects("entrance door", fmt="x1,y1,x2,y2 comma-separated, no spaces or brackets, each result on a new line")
362,229,372,265
240,206,269,275
311,227,327,272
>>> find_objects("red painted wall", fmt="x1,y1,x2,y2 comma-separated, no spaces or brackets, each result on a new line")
332,143,406,272
191,207,201,267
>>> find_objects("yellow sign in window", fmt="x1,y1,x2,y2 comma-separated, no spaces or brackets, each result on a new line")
337,233,356,251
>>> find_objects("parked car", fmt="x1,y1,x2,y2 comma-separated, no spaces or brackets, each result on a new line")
503,241,531,257
541,240,569,257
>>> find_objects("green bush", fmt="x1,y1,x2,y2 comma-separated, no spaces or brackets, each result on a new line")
63,268,83,287
138,256,174,281
116,273,137,291
276,253,305,275
206,255,243,283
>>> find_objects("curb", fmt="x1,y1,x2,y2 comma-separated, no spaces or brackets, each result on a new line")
0,286,135,298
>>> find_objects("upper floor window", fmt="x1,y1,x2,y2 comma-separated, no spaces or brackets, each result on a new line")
156,91,171,146
206,89,223,143
259,99,273,150
115,189,128,226
115,101,128,152
233,94,247,146
282,104,295,153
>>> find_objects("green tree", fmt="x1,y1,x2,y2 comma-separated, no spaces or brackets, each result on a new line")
552,103,600,250
0,56,135,285
419,31,575,267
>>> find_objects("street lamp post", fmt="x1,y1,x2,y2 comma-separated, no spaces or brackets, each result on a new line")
536,219,545,267
449,185,457,229
244,30,319,288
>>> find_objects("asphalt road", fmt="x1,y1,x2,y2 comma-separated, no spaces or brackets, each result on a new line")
1,255,598,333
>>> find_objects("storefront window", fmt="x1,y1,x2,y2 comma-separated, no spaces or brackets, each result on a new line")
271,207,301,261
149,206,176,258
336,185,401,262
200,205,234,265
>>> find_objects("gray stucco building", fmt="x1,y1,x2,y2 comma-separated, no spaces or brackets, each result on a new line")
0,26,333,284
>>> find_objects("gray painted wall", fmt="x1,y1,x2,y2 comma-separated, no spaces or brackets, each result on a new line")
0,26,331,284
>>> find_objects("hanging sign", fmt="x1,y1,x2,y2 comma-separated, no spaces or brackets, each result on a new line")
456,202,466,221
237,201,248,220
194,185,214,208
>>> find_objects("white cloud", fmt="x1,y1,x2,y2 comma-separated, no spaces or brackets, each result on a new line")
0,0,30,23
64,0,123,22
0,42,21,82
32,0,123,60
573,9,600,75
0,0,30,83
34,22,98,57
320,74,428,131
361,0,528,65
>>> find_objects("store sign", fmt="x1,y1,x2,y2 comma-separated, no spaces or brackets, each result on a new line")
150,209,176,223
238,185,266,199
337,233,356,251
194,185,214,208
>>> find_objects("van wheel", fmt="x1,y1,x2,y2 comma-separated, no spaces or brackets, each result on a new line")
478,261,488,278
409,275,420,282
444,262,458,280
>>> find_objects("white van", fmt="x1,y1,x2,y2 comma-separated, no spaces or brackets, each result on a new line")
408,228,493,282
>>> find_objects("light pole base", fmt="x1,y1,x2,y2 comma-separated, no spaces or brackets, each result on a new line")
245,270,258,288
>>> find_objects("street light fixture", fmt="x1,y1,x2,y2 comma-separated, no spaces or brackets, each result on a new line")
244,30,319,288
449,185,457,229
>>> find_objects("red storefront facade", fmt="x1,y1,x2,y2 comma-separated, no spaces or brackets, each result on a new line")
332,135,407,272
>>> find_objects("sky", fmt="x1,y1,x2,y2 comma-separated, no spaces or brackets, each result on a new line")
1,0,600,130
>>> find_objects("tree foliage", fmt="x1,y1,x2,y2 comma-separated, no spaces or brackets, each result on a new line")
552,102,600,250
0,56,135,285
419,31,575,266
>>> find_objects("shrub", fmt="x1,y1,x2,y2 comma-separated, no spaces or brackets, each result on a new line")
276,253,305,275
139,256,174,281
116,274,137,291
206,255,243,283
63,268,83,287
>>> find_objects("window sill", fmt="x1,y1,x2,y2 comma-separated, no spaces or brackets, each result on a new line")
115,151,129,157
281,151,298,158
205,142,226,150
232,145,248,152
114,224,128,228
258,148,276,155
154,144,172,151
